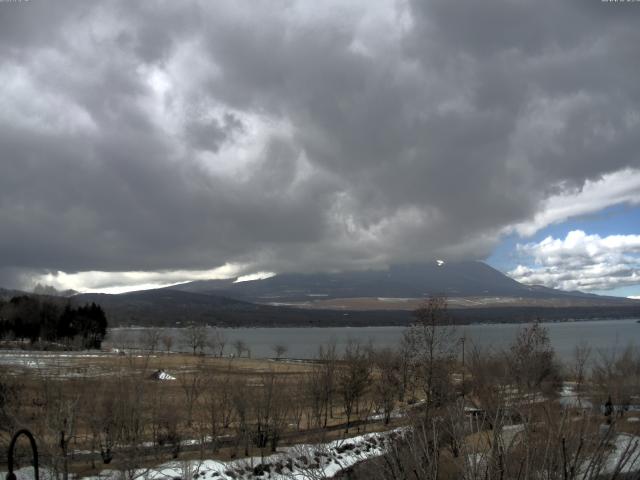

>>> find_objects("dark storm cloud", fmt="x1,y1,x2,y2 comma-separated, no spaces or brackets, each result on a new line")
184,113,244,153
0,0,639,289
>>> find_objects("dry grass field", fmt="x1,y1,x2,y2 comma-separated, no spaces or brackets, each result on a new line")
0,348,413,478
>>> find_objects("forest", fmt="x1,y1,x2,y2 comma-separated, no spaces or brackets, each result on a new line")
0,296,108,349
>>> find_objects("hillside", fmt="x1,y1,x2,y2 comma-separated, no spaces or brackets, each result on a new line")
69,261,639,327
172,261,634,307
3,261,638,327
69,288,640,327
71,289,408,327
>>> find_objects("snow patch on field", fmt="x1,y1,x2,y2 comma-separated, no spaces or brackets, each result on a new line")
368,410,404,421
559,382,593,409
87,430,400,480
376,297,412,302
4,430,640,479
598,434,640,475
1,432,401,480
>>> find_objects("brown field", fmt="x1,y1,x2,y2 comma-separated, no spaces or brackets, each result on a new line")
265,295,633,311
0,349,412,477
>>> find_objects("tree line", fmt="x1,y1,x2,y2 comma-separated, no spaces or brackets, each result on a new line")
0,296,108,349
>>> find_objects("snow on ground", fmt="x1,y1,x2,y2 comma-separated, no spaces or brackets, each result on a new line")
0,466,39,480
468,429,640,477
88,429,400,480
500,424,525,449
559,382,593,409
367,409,404,421
0,350,158,378
4,428,640,479
2,430,401,480
597,433,640,476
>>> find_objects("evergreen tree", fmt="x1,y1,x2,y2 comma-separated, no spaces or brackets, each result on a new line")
0,296,108,349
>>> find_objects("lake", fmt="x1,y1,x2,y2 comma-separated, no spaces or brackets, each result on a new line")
107,318,640,361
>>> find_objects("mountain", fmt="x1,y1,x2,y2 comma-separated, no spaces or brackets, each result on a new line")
32,283,78,297
171,261,632,307
71,285,640,328
0,288,25,300
4,261,639,327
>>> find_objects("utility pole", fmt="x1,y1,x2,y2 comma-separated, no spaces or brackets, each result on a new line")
460,335,466,399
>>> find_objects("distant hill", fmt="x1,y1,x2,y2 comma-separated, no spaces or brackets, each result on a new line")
3,261,639,327
172,261,633,306
71,289,409,327
32,283,78,297
70,287,640,328
0,287,26,300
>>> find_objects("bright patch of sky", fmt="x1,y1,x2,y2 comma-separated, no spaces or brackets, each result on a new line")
487,205,640,298
33,264,248,294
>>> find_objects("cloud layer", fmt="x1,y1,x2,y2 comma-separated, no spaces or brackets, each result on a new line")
1,0,640,290
510,230,640,292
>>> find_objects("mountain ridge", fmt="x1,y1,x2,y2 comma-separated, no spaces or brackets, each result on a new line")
2,262,639,327
170,261,632,305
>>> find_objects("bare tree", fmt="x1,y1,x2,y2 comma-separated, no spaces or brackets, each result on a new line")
110,328,131,353
161,334,173,354
272,344,288,360
141,328,161,353
201,365,235,453
182,323,209,355
208,328,227,357
179,360,204,427
508,321,561,407
372,348,401,424
363,384,640,480
0,367,22,434
398,334,415,402
289,375,307,431
233,339,248,358
110,370,148,478
305,364,326,429
249,371,290,459
338,341,371,432
467,343,511,424
90,382,118,465
231,379,251,457
592,344,640,417
40,376,82,480
570,341,592,405
318,342,338,427
404,296,457,418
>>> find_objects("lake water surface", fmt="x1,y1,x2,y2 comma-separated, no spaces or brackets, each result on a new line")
108,318,640,361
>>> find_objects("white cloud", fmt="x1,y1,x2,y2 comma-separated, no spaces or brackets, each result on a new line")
234,271,276,283
509,230,640,291
2,1,640,293
508,169,640,237
32,263,256,294
509,230,640,292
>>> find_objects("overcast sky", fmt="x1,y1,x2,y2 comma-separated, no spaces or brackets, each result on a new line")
1,0,639,295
